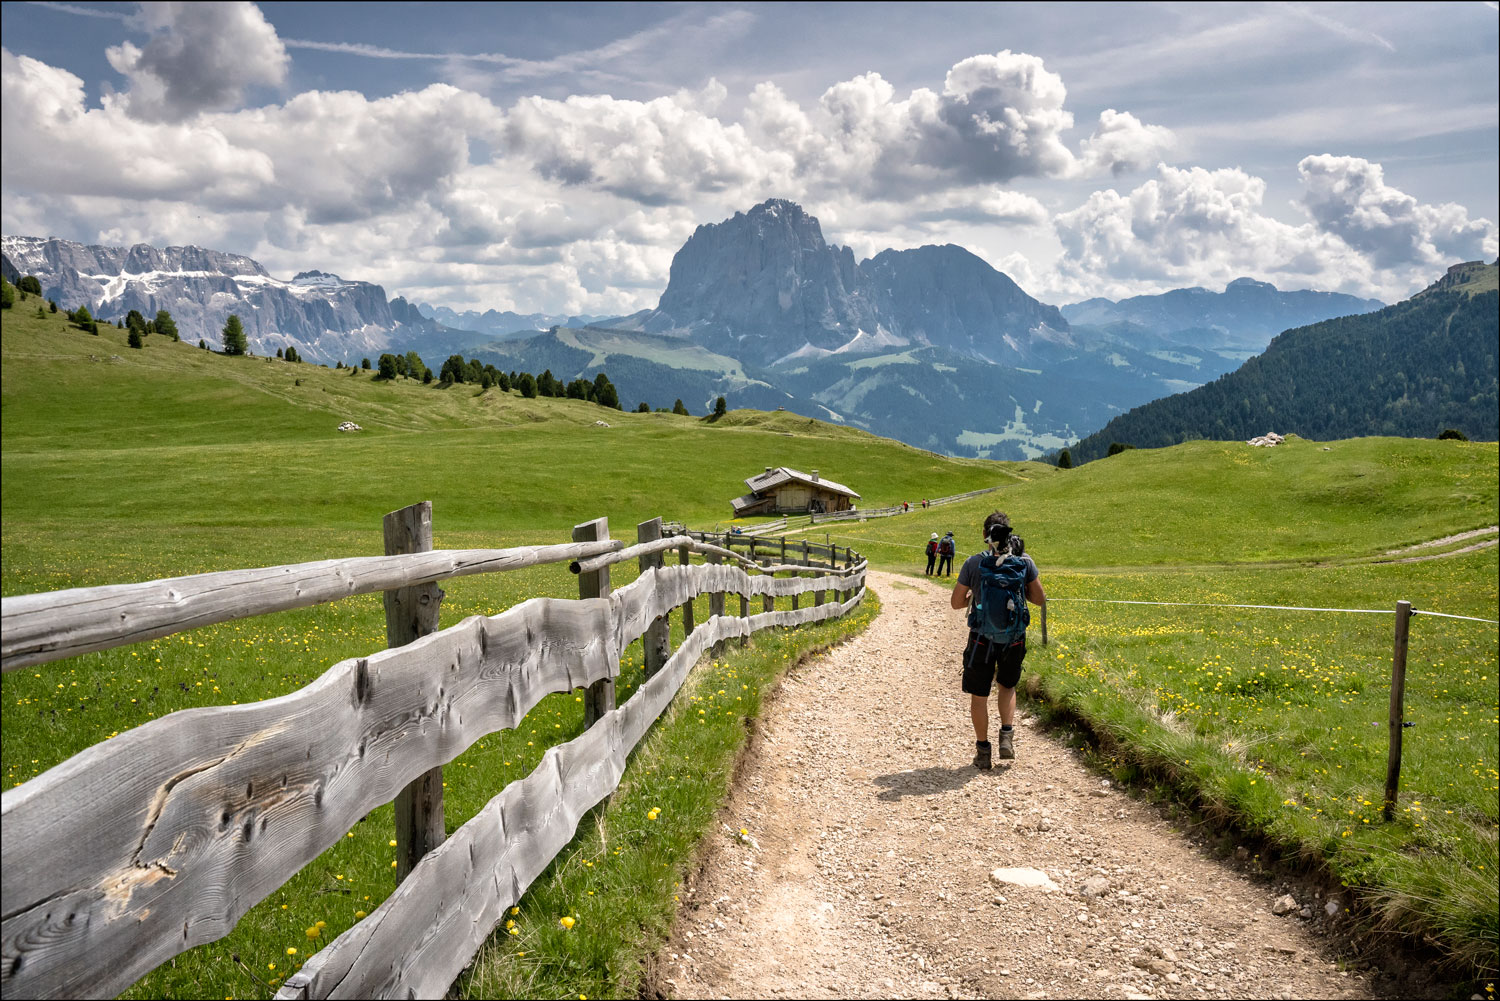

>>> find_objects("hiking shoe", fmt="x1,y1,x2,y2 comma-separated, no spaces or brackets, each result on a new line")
973,741,992,770
996,729,1015,760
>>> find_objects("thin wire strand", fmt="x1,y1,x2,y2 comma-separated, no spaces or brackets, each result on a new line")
1047,598,1497,625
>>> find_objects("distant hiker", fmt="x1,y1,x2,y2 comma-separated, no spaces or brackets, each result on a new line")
937,531,956,576
951,511,1044,768
925,533,939,575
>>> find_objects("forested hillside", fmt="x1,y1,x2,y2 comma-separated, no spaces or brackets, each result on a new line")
1068,274,1498,463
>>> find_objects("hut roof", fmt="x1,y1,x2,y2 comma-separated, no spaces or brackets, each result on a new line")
743,466,860,499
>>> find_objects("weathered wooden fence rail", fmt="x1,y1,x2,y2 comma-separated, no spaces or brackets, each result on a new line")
0,541,622,672
666,527,855,570
0,507,865,1001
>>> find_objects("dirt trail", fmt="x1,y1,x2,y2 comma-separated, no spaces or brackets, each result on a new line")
656,571,1397,1001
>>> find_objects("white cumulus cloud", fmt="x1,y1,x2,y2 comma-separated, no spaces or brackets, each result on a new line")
1051,160,1497,301
1298,154,1497,268
106,1,288,121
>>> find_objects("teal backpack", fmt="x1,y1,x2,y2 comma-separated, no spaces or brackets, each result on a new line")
967,553,1030,645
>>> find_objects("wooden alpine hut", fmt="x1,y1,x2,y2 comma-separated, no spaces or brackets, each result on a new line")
730,466,860,517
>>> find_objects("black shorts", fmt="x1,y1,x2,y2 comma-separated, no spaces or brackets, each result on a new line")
962,633,1026,695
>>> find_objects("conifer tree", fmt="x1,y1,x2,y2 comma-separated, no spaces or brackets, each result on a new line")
154,310,178,341
222,314,247,355
672,399,689,416
593,372,620,409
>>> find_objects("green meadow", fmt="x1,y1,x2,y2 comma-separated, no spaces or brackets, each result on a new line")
3,305,1497,992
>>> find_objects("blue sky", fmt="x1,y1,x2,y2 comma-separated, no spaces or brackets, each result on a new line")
2,1,1495,314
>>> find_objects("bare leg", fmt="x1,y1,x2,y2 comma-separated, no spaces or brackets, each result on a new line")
970,694,989,741
996,685,1016,727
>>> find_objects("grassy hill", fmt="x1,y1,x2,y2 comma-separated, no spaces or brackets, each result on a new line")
3,303,1496,990
2,307,1018,577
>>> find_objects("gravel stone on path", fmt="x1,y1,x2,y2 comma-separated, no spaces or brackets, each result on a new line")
655,571,1398,1000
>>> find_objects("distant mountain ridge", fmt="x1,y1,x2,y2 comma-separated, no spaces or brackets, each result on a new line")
1066,262,1499,462
469,199,1407,458
414,303,610,339
1062,278,1384,356
2,204,1412,459
0,235,479,364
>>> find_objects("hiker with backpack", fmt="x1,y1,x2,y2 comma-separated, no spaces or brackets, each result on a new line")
937,531,956,576
950,511,1045,768
925,533,939,575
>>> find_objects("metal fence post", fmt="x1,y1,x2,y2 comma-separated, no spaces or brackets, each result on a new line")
1383,600,1413,820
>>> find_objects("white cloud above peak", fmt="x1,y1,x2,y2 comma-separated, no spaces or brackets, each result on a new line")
105,1,288,121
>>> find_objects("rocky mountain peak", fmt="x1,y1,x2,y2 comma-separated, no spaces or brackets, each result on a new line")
646,197,869,362
639,200,1066,365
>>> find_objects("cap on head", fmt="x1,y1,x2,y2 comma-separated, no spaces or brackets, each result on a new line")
930,532,938,540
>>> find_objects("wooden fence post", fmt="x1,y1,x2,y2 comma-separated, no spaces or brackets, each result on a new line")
678,542,695,636
706,551,726,653
801,540,810,567
638,517,671,679
1040,600,1048,646
738,583,750,647
384,501,445,884
780,537,787,563
573,517,614,727
1383,600,1413,821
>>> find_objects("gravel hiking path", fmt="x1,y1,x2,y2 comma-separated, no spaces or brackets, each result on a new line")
655,571,1401,1001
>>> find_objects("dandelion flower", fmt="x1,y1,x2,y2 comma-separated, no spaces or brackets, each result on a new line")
286,947,298,956
559,916,576,929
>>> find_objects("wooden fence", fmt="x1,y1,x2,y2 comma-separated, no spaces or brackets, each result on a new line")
667,527,856,571
0,504,865,1000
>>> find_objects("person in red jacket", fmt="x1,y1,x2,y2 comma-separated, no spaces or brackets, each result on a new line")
924,533,939,575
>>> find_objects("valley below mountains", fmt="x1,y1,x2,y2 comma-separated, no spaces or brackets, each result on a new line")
3,200,1400,458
